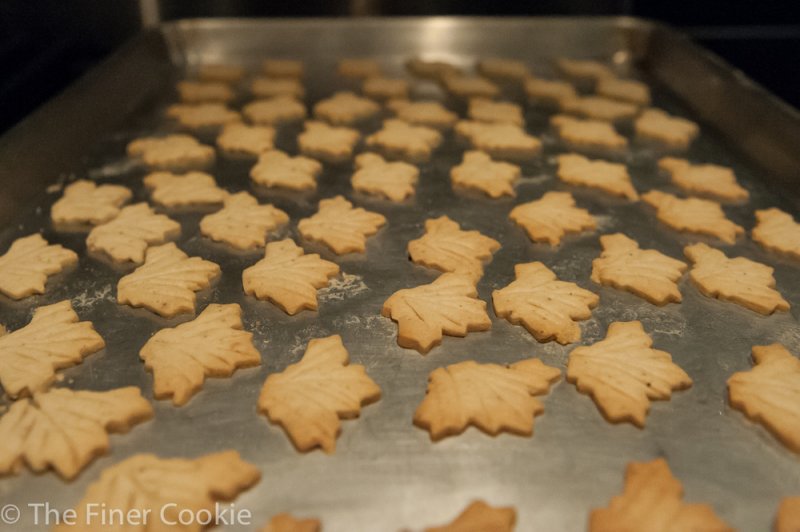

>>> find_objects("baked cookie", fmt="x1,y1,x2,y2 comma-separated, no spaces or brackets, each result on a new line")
468,98,524,125
176,80,234,103
258,335,381,453
641,190,744,244
199,191,289,250
250,149,322,191
752,208,800,261
251,76,305,99
144,171,228,208
365,119,442,163
298,121,360,163
166,103,241,129
684,243,790,315
441,75,500,99
243,96,307,125
567,321,692,427
524,76,578,105
298,196,386,254
596,76,651,106
197,63,245,83
351,152,419,201
509,191,597,245
455,120,541,160
313,91,380,125
777,498,800,532
450,151,521,198
425,501,516,532
560,96,640,122
262,513,321,532
635,109,699,148
337,58,382,79
477,57,529,81
406,57,462,80
262,59,304,78
86,203,181,264
127,134,215,169
0,234,77,300
555,57,614,82
217,123,276,156
386,99,458,129
51,180,132,226
658,157,748,202
550,114,628,150
556,153,638,200
363,76,410,100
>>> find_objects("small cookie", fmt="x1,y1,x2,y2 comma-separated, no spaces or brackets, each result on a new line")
351,152,419,201
477,57,529,81
199,191,289,250
298,195,386,254
262,59,304,78
251,76,305,99
425,501,516,532
510,191,596,245
450,150,521,198
524,76,577,105
51,180,132,225
176,80,234,103
406,57,462,80
217,123,276,156
298,120,360,164
250,149,322,191
127,134,215,169
556,153,638,200
441,75,500,99
555,57,614,82
684,243,790,315
337,58,382,79
144,171,228,208
591,233,688,305
455,120,541,160
550,114,628,150
117,242,220,318
258,335,381,453
197,63,245,83
313,91,380,125
658,157,748,202
752,208,800,261
87,203,181,264
560,96,639,121
596,76,651,106
262,513,321,532
641,190,744,244
243,96,307,125
0,234,77,300
243,239,339,315
386,99,458,129
381,273,491,354
635,108,699,148
777,498,800,532
468,98,524,125
567,321,692,427
166,103,241,129
365,119,442,163
363,76,410,100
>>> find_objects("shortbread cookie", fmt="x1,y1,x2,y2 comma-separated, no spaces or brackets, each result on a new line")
243,96,307,125
0,387,152,479
425,501,516,532
382,273,491,353
176,80,234,103
386,99,458,129
127,134,214,169
56,451,260,532
298,121,360,163
258,335,381,453
51,180,132,226
408,216,500,281
262,513,321,532
455,120,541,160
0,300,104,398
251,76,305,99
166,103,241,129
555,57,614,82
86,203,181,264
351,152,419,201
777,497,800,532
590,458,732,532
406,57,462,80
451,150,520,198
752,208,800,260
441,75,500,99
140,303,260,406
596,77,651,106
365,119,442,163
560,96,639,121
550,114,628,150
635,109,699,148
197,63,245,83
524,76,578,104
243,239,339,315
0,234,77,300
641,190,744,244
250,149,322,191
298,196,386,254
478,57,529,81
117,243,220,318
684,243,790,315
567,321,692,427
217,123,276,156
313,91,380,125
363,76,410,100
509,191,597,245
658,157,748,202
199,192,288,250
468,98,524,125
556,153,638,200
144,171,228,208
592,233,688,305
338,58,382,79
262,59,304,78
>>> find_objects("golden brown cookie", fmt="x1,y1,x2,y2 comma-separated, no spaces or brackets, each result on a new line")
298,120,360,163
51,180,132,225
455,120,541,160
351,152,419,201
298,195,386,254
0,234,77,300
176,80,234,103
550,114,628,150
250,149,322,191
197,63,245,83
363,76,410,100
365,119,442,163
262,513,321,532
425,501,516,532
596,76,651,106
776,497,800,532
468,98,524,125
555,57,614,82
406,57,462,80
556,153,638,200
262,59,304,78
450,150,521,198
642,190,744,244
386,99,458,129
441,75,500,99
166,103,241,129
313,91,380,125
127,134,215,169
217,122,276,156
337,58,382,79
477,57,530,81
524,76,578,105
200,191,289,250
752,208,800,261
509,191,597,245
560,96,639,121
144,171,228,208
243,96,307,125
635,109,699,148
251,76,305,99
658,157,748,202
86,203,181,264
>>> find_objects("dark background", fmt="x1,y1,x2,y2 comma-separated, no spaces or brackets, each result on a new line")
1,0,799,134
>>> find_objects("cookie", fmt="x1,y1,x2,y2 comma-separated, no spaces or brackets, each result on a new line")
0,387,152,479
197,63,245,83
408,215,500,281
635,108,699,148
556,153,638,200
0,300,104,398
262,513,321,532
509,191,597,245
406,57,462,80
776,497,800,532
455,121,541,160
176,80,234,103
560,96,639,121
251,76,305,99
382,273,491,353
596,76,651,106
199,192,288,250
0,234,77,300
567,321,692,427
684,243,790,315
166,103,241,129
450,151,521,198
217,123,276,156
386,99,458,129
250,149,322,191
243,96,307,125
51,180,132,226
258,335,381,453
127,134,215,169
477,57,529,81
641,190,744,244
365,119,442,163
144,171,228,208
441,75,500,99
262,59,304,78
425,501,516,532
658,157,748,202
243,239,339,315
550,114,628,150
555,57,614,82
591,233,688,305
524,76,578,105
117,242,220,318
468,98,524,125
363,76,410,100
298,195,386,254
351,152,419,201
298,120,360,164
752,208,800,261
338,58,382,79
313,91,380,125
86,203,181,264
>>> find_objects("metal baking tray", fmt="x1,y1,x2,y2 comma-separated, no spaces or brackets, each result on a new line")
1,17,799,531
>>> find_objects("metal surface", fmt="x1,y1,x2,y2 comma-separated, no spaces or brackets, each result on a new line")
1,17,799,531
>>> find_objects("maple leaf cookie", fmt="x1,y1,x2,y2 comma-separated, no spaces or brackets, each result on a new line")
658,157,749,202
86,203,181,264
441,75,500,99
555,57,614,82
117,243,220,318
509,191,597,245
684,243,790,315
477,57,530,81
243,239,339,315
642,190,744,244
200,192,289,250
140,303,260,406
450,150,521,198
455,120,541,161
406,57,462,80
550,114,628,150
635,108,699,148
298,120,360,163
408,215,500,281
313,91,380,125
365,119,442,163
0,386,152,479
217,123,276,156
298,196,386,254
258,335,381,453
51,180,132,225
560,95,639,122
250,149,322,191
524,76,578,105
144,171,228,208
262,58,304,78
382,273,491,353
197,63,245,83
415,358,560,440
591,233,688,305
351,152,419,202
596,76,651,106
166,103,241,129
176,80,234,103
468,98,524,125
752,208,800,260
386,99,458,129
0,234,77,300
127,134,215,169
777,498,800,532
262,513,321,532
338,58,382,79
424,501,516,532
251,76,305,99
0,300,105,398
556,153,638,200
363,76,410,100
243,96,307,125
